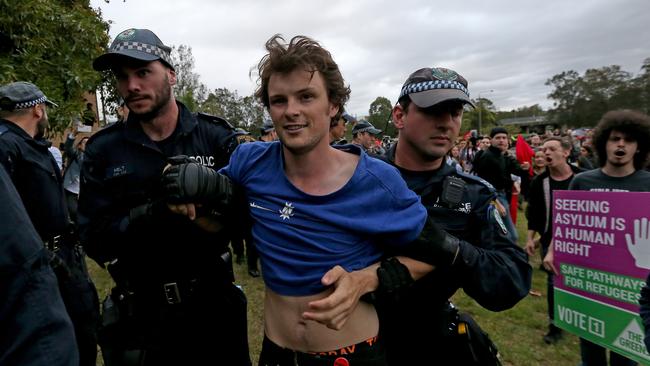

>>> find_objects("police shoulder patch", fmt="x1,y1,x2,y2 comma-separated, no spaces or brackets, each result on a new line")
196,113,234,130
489,203,509,235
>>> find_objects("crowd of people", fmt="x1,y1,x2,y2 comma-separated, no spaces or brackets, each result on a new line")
1,27,650,366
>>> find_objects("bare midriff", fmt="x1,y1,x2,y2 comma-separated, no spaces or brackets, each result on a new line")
263,287,378,352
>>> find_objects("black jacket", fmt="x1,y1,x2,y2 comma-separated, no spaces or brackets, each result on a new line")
526,164,584,247
0,165,78,366
473,145,527,193
378,143,531,312
376,144,531,363
0,119,69,240
77,102,239,285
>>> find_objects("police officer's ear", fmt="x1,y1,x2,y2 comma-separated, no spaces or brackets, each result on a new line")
166,67,177,87
33,104,46,120
392,103,406,130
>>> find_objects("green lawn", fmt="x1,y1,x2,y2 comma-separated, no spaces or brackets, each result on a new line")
88,208,582,365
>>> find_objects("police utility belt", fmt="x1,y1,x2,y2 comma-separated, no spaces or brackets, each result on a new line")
43,232,75,251
109,250,233,306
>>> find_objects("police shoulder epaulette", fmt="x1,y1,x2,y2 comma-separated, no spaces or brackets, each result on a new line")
196,112,234,130
86,120,123,143
454,170,496,192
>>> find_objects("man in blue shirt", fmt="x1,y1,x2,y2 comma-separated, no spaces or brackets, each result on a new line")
163,35,439,366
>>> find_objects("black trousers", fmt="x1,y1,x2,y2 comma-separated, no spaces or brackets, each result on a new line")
55,244,100,366
99,281,251,366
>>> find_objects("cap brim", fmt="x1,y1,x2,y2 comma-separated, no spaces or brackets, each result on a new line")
93,50,161,71
44,99,58,108
409,89,475,109
369,128,382,135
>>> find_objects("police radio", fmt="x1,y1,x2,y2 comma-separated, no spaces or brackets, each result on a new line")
440,176,466,207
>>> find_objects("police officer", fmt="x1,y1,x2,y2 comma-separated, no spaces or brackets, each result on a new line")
376,67,532,365
0,81,99,366
0,164,79,366
79,28,250,365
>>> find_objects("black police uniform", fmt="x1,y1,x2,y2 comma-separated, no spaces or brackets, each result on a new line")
78,101,251,366
0,164,79,366
376,143,532,365
0,119,99,366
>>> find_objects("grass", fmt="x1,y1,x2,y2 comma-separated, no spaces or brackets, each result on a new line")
88,207,582,365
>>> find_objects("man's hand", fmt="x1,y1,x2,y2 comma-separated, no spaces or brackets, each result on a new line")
302,265,378,330
525,239,538,257
543,243,559,276
167,202,198,220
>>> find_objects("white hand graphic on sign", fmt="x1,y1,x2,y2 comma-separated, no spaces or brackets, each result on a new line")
625,217,650,269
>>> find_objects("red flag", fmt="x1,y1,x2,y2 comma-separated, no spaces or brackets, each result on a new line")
462,130,471,141
515,134,535,177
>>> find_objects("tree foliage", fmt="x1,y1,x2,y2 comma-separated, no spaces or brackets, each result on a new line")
170,45,207,111
0,0,110,132
200,88,264,131
367,96,395,136
546,60,650,126
461,97,496,135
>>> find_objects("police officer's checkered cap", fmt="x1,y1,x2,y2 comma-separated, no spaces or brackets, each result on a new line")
0,82,57,111
398,67,474,108
399,79,469,100
93,28,174,71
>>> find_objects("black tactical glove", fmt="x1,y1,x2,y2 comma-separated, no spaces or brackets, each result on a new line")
376,257,414,302
402,217,461,268
162,156,233,205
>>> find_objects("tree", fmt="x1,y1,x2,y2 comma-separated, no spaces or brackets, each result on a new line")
367,96,395,136
461,97,496,135
200,88,264,130
0,0,110,132
170,45,207,111
545,61,650,126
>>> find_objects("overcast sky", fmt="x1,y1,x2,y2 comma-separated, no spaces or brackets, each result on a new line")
90,0,649,118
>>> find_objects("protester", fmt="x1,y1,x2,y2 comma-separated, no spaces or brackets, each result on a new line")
80,28,251,365
165,34,439,366
545,109,650,366
577,144,596,170
473,127,530,239
48,143,64,171
63,131,88,223
529,133,542,149
525,137,583,345
0,164,79,366
375,66,531,365
0,81,99,366
532,149,547,176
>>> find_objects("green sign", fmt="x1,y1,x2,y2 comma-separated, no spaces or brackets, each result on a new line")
555,289,650,364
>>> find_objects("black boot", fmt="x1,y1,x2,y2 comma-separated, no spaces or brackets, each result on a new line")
543,324,563,344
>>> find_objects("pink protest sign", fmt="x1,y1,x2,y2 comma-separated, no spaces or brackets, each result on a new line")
553,190,650,313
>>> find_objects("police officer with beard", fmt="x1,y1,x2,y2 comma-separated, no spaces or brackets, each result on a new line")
375,67,532,365
0,81,99,366
79,28,250,365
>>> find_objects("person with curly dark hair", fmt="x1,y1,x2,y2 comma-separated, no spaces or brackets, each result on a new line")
545,109,650,366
